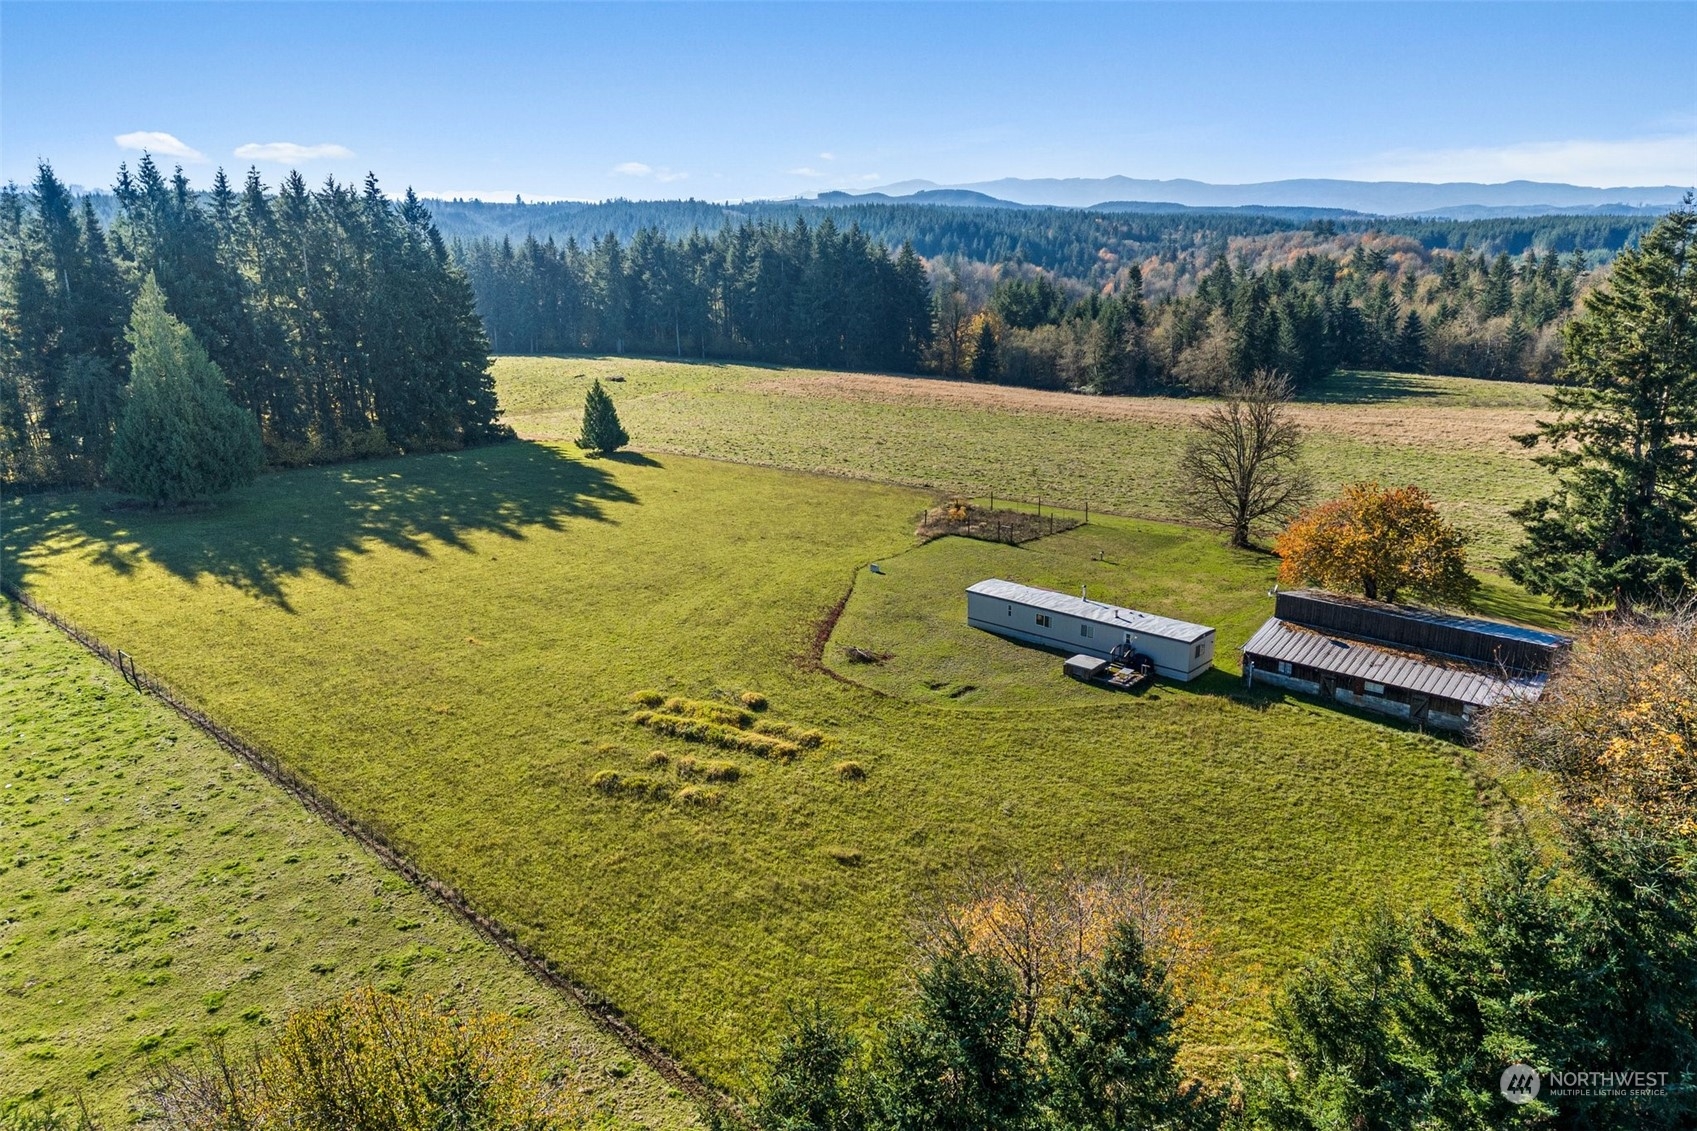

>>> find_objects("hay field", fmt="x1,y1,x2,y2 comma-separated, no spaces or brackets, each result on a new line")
0,609,698,1125
5,443,1499,1087
495,357,1552,564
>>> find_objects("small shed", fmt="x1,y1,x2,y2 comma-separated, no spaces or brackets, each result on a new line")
966,579,1215,681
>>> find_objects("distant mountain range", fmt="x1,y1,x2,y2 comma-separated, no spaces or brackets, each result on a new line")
829,176,1689,218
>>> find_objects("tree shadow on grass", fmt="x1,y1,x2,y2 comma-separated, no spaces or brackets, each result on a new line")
1,440,636,613
600,450,663,468
1297,370,1449,405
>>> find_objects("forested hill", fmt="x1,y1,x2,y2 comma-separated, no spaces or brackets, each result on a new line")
423,197,1660,284
72,189,1662,286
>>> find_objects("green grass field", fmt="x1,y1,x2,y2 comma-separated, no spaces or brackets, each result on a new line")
493,356,1555,564
4,437,1512,1089
0,610,698,1125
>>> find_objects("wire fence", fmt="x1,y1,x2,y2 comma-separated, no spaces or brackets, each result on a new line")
2,582,717,1109
921,491,1094,544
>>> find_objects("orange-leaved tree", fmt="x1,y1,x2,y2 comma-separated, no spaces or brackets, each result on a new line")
1484,609,1696,838
1274,481,1477,605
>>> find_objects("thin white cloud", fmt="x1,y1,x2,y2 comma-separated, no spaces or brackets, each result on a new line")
235,141,355,162
114,131,205,161
1350,133,1696,188
819,152,836,161
789,166,825,178
612,161,686,183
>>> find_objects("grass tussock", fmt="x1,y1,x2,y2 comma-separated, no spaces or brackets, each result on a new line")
673,785,724,808
661,695,754,729
751,719,825,748
629,710,801,761
676,757,741,783
827,846,864,867
642,750,670,767
588,769,672,801
738,691,768,711
627,689,665,708
833,760,867,781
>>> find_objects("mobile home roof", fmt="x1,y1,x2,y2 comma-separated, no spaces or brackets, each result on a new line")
966,579,1213,643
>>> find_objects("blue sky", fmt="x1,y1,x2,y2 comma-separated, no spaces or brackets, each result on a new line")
3,2,1694,201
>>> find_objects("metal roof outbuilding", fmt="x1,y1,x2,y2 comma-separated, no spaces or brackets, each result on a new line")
1242,617,1546,708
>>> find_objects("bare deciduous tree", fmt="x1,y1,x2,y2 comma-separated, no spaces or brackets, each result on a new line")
1178,368,1313,549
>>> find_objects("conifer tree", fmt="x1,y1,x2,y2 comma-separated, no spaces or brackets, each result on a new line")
575,378,629,455
1041,919,1206,1131
1507,199,1697,607
106,275,262,504
1397,309,1427,371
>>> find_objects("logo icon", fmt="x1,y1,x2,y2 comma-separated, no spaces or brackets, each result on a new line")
1500,1064,1541,1104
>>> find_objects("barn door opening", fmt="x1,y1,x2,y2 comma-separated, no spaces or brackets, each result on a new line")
1410,693,1431,722
1319,674,1338,699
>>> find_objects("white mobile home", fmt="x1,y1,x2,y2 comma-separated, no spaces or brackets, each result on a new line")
965,579,1215,681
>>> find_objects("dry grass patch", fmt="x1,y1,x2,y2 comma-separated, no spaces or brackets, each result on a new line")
630,709,802,760
745,371,1547,456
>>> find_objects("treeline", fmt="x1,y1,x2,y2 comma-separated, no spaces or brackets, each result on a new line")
456,204,1614,389
953,238,1591,391
1,159,503,488
415,197,1656,284
455,219,932,370
1366,212,1660,256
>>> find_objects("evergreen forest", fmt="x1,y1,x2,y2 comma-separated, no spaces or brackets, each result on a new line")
1,159,505,489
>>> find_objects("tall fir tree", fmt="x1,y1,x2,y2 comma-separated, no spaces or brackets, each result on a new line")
105,275,263,504
1507,199,1697,607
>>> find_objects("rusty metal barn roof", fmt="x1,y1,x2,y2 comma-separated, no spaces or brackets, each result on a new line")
967,579,1214,643
1242,617,1547,707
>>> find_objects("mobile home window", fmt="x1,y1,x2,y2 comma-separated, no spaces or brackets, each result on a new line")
1079,623,1093,638
1364,681,1386,696
1035,613,1051,628
1194,643,1204,659
1277,660,1292,675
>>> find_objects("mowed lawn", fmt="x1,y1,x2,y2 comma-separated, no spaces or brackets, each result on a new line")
0,610,697,1125
494,356,1554,565
5,443,1495,1087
